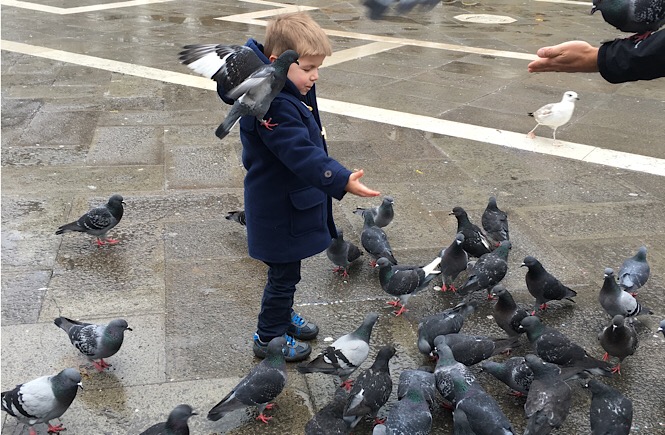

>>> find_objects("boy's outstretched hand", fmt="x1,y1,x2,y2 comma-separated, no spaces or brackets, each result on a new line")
345,169,380,197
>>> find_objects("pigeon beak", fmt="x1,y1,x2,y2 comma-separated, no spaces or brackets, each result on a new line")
192,411,199,416
520,263,526,267
448,211,454,216
126,326,133,331
590,5,597,14
77,382,84,390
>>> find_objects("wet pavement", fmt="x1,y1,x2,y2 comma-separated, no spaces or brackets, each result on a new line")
2,0,665,434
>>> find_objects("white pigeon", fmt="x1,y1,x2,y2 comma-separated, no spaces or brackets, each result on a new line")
527,91,579,141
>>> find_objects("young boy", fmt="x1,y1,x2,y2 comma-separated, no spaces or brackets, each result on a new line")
219,12,380,362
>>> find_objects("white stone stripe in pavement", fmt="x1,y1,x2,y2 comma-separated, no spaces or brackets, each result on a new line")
2,40,664,177
0,0,175,14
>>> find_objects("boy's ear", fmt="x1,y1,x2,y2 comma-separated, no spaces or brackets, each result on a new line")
268,54,278,63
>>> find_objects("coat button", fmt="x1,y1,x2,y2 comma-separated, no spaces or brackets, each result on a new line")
324,170,332,178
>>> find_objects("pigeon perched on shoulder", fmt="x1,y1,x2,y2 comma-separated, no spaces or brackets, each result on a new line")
522,256,577,314
354,196,394,228
458,240,512,298
591,0,665,39
437,233,469,293
55,194,125,246
482,196,509,246
298,313,379,391
491,285,529,337
433,335,476,407
179,44,299,140
417,300,478,356
585,379,633,435
449,207,492,258
377,256,441,316
326,229,363,278
1,368,82,435
599,267,652,318
139,404,197,435
208,336,287,424
225,210,246,226
519,316,613,376
54,317,132,371
527,91,579,142
305,387,352,435
442,333,520,366
523,354,573,435
397,367,438,408
618,246,650,296
481,357,534,397
361,212,397,266
372,384,432,435
598,314,638,374
343,345,396,428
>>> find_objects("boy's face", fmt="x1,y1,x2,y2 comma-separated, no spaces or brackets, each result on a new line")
287,54,325,95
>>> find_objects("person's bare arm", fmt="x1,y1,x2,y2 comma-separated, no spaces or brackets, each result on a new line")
528,41,599,73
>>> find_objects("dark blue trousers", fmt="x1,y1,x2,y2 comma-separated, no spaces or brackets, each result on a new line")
257,260,301,340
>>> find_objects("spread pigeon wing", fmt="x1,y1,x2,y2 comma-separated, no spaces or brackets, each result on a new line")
179,44,264,91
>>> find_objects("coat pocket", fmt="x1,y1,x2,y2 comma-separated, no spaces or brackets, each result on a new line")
289,186,325,237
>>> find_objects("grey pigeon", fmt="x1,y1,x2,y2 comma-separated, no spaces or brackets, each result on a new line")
353,196,394,228
305,387,352,435
520,316,613,375
585,379,633,435
361,212,397,266
527,91,579,141
591,0,665,37
481,357,533,397
208,336,287,423
139,404,197,435
599,267,652,318
377,256,441,316
225,210,246,226
1,368,82,435
598,314,638,374
55,194,124,246
442,333,520,366
298,313,379,390
372,384,432,435
433,335,476,407
523,354,573,435
417,300,478,356
326,229,363,278
481,196,509,246
659,319,665,337
179,45,299,140
618,246,650,296
397,367,438,408
522,256,577,314
54,317,132,371
458,240,512,297
364,0,439,20
437,233,469,293
491,285,529,337
343,345,396,428
449,207,492,258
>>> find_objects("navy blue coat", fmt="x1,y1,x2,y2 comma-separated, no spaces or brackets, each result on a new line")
219,39,352,263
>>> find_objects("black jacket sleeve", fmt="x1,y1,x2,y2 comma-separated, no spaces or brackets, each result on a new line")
598,31,665,83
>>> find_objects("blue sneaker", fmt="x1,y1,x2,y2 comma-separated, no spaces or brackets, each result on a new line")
253,333,311,362
288,311,319,340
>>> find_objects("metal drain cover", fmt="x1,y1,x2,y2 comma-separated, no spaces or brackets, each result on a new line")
454,14,517,24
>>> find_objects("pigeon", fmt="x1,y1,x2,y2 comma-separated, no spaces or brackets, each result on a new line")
523,354,573,435
54,317,132,371
618,246,650,296
442,333,520,366
179,44,299,139
591,0,665,40
437,233,469,292
522,256,577,314
376,256,441,316
598,314,638,374
225,210,246,226
481,196,509,246
417,300,478,356
139,404,197,435
659,319,665,337
451,369,515,435
585,379,633,435
449,207,492,258
397,367,438,408
326,229,363,278
1,368,82,435
363,0,439,20
372,384,432,435
55,194,125,246
527,91,579,142
298,313,379,390
353,196,394,228
433,335,477,407
305,387,352,435
519,316,613,375
458,240,512,298
208,336,287,423
481,357,534,397
599,267,652,318
361,212,397,266
343,345,396,428
491,285,529,337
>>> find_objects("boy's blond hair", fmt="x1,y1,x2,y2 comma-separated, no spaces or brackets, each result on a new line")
264,12,333,58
